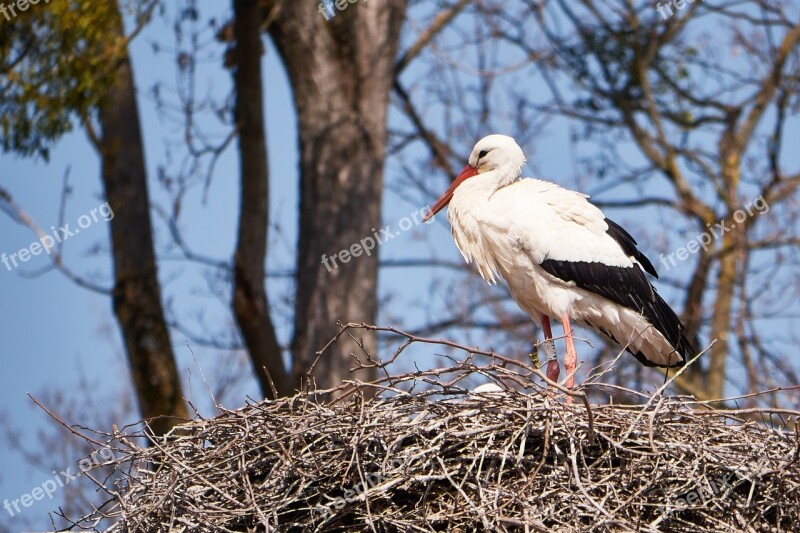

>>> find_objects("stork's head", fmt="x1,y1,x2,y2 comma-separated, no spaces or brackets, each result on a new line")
424,134,526,221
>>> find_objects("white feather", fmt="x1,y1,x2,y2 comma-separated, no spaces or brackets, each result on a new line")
443,135,682,367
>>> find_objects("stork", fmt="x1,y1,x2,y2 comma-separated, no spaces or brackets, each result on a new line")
423,134,694,389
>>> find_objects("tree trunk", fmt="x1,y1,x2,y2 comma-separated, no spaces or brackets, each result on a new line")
707,140,742,399
707,231,740,398
264,0,408,389
681,245,712,391
96,1,188,436
231,0,292,398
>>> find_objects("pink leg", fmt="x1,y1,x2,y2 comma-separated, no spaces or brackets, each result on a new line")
561,313,577,389
542,316,560,382
541,315,553,338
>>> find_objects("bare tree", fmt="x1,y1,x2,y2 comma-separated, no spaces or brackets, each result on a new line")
262,0,409,388
94,1,189,435
230,0,292,397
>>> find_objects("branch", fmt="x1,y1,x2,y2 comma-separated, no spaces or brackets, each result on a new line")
394,0,471,76
0,180,111,295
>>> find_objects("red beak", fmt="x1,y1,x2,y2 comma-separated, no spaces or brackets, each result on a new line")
423,165,479,222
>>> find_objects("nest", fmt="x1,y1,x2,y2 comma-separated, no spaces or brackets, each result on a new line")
77,391,800,532
70,325,800,532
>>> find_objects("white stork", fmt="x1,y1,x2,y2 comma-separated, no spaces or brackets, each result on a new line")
423,134,694,388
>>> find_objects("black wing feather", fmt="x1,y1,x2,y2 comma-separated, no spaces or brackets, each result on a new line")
539,258,694,367
605,218,658,277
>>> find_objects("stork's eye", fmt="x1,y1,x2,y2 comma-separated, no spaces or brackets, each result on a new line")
478,150,489,159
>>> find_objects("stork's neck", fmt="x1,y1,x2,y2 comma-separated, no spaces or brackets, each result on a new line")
463,162,523,197
447,161,522,285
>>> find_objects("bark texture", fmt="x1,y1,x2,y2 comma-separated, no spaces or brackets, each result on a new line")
263,0,408,388
231,0,292,398
97,2,188,435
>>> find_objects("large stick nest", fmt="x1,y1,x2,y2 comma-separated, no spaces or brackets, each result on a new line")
71,325,800,532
